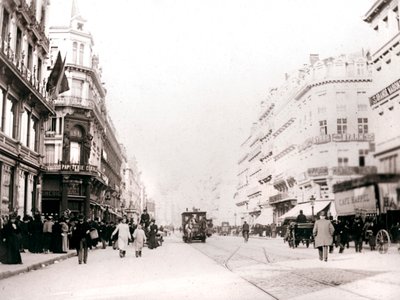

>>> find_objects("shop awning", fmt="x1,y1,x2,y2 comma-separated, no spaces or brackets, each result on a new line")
278,200,332,221
255,207,274,225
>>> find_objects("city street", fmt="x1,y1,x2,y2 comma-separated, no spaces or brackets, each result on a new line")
1,234,399,300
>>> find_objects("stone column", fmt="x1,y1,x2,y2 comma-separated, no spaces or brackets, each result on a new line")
61,176,69,213
84,179,92,218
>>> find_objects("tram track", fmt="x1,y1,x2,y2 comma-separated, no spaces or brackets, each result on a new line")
192,242,383,300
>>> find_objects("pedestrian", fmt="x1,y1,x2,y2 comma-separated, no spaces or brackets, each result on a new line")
148,219,158,249
72,215,90,264
140,208,150,230
52,217,64,253
242,221,250,242
98,220,108,249
42,216,54,253
365,219,377,251
133,224,146,257
20,215,32,252
352,214,364,253
336,219,350,253
60,217,69,253
313,211,335,262
0,213,22,264
29,213,43,253
111,217,131,258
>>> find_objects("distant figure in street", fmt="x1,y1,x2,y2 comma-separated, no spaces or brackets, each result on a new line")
313,211,334,262
242,221,250,242
296,210,307,223
352,214,364,253
42,216,54,253
112,217,131,258
133,224,146,257
140,209,150,229
72,215,90,264
60,217,69,253
0,213,22,264
29,213,43,253
148,219,158,249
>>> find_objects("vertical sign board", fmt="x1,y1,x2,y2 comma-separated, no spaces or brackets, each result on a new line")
378,183,400,213
334,185,377,216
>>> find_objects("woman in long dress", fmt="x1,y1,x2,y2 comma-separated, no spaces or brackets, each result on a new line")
111,217,131,258
133,224,146,257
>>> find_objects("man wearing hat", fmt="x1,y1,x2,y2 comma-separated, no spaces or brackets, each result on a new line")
72,215,90,264
313,211,335,262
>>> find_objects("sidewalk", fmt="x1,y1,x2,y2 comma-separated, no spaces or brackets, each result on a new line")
0,250,77,280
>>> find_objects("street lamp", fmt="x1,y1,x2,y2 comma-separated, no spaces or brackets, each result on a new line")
310,195,315,221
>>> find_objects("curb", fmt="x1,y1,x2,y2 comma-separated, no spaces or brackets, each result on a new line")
0,252,76,281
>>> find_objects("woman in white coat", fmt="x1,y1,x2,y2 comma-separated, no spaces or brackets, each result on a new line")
133,224,146,257
111,217,131,258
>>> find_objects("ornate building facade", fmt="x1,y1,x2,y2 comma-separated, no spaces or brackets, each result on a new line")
41,0,122,220
0,0,54,221
235,53,376,224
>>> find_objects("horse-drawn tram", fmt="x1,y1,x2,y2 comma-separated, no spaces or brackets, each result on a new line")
333,174,400,253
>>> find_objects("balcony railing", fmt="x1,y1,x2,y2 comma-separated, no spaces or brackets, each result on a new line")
269,192,289,204
332,166,377,176
0,36,47,98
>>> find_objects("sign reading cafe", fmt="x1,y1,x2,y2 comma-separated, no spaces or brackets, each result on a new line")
334,185,377,216
369,78,400,106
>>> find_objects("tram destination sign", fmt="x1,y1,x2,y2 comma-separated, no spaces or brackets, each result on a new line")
369,78,400,106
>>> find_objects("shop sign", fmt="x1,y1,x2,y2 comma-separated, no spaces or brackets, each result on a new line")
42,190,61,197
334,185,376,216
369,78,400,106
61,164,97,172
378,183,400,213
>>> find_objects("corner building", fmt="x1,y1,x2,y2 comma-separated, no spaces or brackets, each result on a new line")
0,0,54,221
41,0,123,220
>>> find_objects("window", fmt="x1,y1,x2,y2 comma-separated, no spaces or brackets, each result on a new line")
71,79,83,98
50,46,58,65
356,62,364,76
4,96,15,138
47,117,57,131
44,145,55,164
72,42,78,64
79,44,84,65
37,57,42,83
337,104,346,112
27,44,33,71
359,150,367,167
70,142,81,164
357,104,367,111
29,115,37,151
337,118,347,134
338,157,349,167
20,109,29,146
318,107,326,114
358,118,368,134
319,120,327,135
0,88,3,131
58,117,63,134
16,28,22,61
1,9,9,47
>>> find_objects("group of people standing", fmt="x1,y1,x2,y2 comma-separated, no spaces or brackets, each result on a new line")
0,208,161,265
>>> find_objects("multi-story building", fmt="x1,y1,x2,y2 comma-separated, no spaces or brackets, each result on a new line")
41,0,122,220
364,1,400,175
235,52,376,224
0,0,54,222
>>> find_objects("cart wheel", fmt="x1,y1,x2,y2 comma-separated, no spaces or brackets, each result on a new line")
376,229,391,254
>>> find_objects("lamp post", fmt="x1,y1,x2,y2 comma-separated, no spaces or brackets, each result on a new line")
310,195,315,221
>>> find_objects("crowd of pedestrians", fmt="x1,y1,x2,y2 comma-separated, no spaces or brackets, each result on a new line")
0,208,163,265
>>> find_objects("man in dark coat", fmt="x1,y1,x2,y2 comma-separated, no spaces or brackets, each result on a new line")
0,214,22,264
352,214,364,253
140,209,150,230
72,215,90,264
29,213,43,253
296,210,308,223
242,221,250,242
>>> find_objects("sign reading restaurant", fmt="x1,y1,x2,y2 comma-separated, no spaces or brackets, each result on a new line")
369,78,400,106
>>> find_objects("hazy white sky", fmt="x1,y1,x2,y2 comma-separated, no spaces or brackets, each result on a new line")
50,0,375,212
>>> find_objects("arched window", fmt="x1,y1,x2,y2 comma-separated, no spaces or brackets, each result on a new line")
73,42,78,64
79,44,84,65
69,126,84,164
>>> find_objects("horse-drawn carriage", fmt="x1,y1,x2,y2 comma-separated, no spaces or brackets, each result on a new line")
182,211,208,243
286,222,314,248
333,174,400,254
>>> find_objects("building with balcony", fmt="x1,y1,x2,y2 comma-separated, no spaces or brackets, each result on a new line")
41,0,123,220
236,52,376,224
0,0,55,221
364,1,400,175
